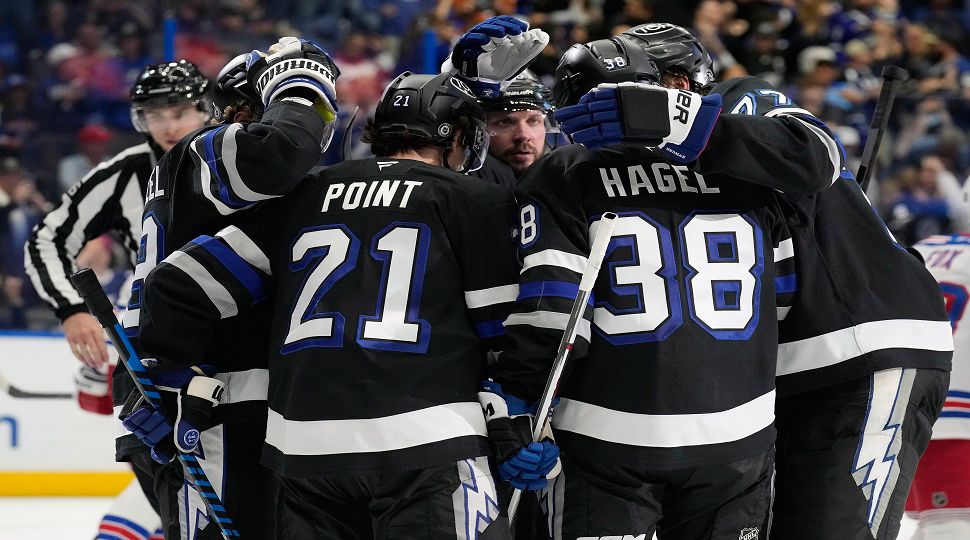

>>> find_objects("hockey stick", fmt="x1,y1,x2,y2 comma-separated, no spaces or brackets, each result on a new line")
857,66,909,192
0,371,72,399
71,268,241,539
507,212,618,521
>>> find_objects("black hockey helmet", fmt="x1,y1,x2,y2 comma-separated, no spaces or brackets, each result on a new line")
479,70,553,114
129,60,211,132
211,53,262,123
373,72,489,173
622,23,715,93
553,35,661,107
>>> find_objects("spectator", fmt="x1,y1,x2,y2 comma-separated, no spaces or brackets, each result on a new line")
57,124,113,193
0,157,47,280
740,22,788,87
885,163,952,245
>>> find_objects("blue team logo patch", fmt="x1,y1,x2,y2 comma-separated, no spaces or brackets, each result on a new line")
182,429,200,448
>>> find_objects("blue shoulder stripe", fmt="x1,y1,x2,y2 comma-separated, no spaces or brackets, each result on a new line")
191,236,268,303
202,127,249,209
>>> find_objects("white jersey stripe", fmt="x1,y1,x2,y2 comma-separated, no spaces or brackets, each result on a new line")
774,238,794,262
265,401,486,455
221,123,279,203
553,390,775,448
504,310,592,341
215,368,268,404
777,319,954,376
165,251,239,317
464,284,519,309
521,249,587,275
216,226,272,275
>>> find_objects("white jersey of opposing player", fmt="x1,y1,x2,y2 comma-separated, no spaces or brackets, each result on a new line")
914,234,970,440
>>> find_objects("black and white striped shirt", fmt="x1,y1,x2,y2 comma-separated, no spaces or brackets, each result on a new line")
25,143,156,320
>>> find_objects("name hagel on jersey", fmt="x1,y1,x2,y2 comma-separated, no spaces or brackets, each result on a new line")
139,157,519,477
915,234,970,439
122,100,326,442
712,77,953,396
494,142,796,469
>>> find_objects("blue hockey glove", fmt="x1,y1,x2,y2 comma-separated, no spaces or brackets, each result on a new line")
441,16,549,98
122,405,175,464
246,36,340,120
555,82,722,164
478,380,560,490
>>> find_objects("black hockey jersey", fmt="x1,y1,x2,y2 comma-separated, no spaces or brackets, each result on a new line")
494,141,802,469
117,100,325,459
140,157,519,478
712,77,954,396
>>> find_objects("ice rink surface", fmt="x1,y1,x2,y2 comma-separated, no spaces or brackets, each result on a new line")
0,496,920,540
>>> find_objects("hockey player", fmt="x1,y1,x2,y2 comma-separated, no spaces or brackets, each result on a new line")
24,59,212,540
472,71,555,190
118,37,340,539
440,15,549,192
135,71,516,538
560,22,952,540
907,223,970,539
485,24,844,539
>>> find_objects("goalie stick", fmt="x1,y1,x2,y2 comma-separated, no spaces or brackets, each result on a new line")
71,268,241,539
857,66,909,192
507,212,618,521
0,371,72,399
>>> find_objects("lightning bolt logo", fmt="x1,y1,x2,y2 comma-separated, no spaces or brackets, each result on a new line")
452,457,501,540
850,368,914,535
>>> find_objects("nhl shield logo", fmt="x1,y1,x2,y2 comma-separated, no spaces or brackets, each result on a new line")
739,527,759,540
932,491,949,508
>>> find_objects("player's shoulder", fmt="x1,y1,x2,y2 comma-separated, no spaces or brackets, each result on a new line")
98,142,154,169
710,76,797,116
518,144,596,187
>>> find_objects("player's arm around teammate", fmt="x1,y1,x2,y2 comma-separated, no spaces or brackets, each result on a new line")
555,24,843,197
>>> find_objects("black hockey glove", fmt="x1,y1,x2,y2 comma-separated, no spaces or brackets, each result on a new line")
246,36,340,120
555,82,723,164
122,359,224,462
478,380,560,490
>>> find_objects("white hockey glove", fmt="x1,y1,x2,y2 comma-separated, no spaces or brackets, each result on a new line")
441,16,549,99
246,36,340,121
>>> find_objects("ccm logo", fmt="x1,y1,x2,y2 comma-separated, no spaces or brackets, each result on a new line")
673,90,692,124
577,536,646,540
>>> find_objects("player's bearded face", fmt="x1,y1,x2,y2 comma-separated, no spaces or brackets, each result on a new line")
486,110,546,174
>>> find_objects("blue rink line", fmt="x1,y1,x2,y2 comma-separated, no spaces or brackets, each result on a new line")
0,329,65,338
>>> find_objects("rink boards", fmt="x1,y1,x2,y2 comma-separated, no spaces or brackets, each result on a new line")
0,332,131,495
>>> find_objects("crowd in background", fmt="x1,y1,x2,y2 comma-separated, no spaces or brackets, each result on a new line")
1,0,969,329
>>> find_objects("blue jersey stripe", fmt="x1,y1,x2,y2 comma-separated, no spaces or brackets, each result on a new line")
774,273,798,294
202,127,248,209
518,280,592,303
192,236,267,303
102,514,151,538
